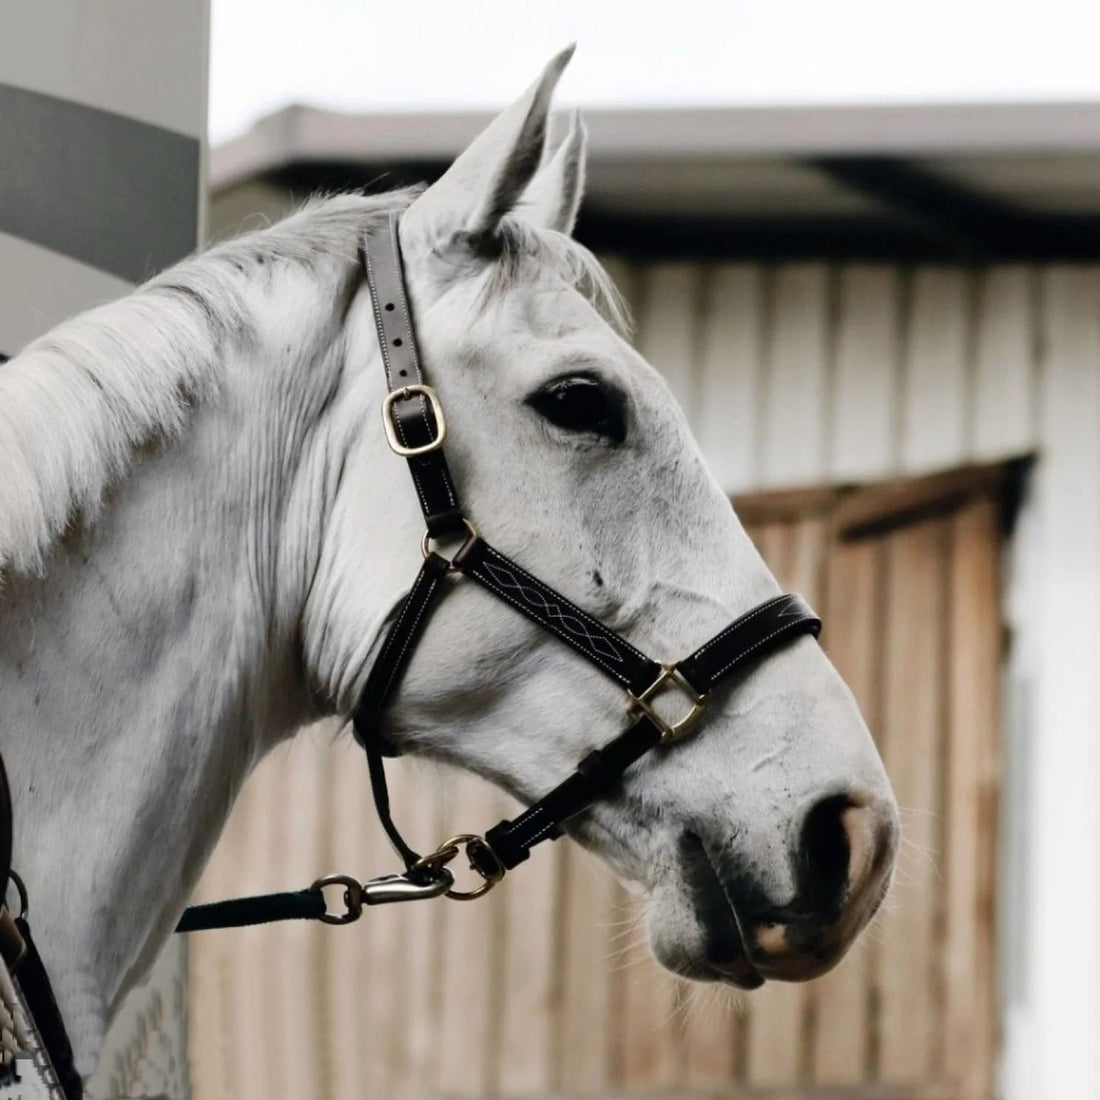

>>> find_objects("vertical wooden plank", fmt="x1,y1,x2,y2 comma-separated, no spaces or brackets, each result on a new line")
828,265,901,481
875,518,948,1083
971,266,1036,461
942,497,1000,1098
225,751,286,1100
360,752,423,1098
497,819,562,1093
694,264,766,493
742,521,817,1089
268,733,329,1100
681,982,737,1090
635,262,703,417
434,771,510,1096
557,844,617,1093
188,751,251,1100
618,898,683,1090
1026,266,1100,1098
810,538,881,1085
760,263,831,488
900,268,971,473
392,758,446,1099
322,734,376,1100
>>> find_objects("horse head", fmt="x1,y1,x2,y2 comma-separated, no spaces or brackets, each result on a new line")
305,49,899,987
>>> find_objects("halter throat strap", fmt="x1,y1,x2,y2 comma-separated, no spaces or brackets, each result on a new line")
353,213,822,880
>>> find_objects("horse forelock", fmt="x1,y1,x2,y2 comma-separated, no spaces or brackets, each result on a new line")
482,216,631,337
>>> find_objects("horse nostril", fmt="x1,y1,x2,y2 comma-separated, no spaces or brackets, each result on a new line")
798,793,854,922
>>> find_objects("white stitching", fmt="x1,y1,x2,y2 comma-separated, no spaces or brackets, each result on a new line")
471,568,631,686
691,595,793,661
481,559,625,663
375,568,441,700
482,545,652,666
707,622,809,683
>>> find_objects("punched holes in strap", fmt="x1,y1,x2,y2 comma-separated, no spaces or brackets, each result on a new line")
362,216,464,537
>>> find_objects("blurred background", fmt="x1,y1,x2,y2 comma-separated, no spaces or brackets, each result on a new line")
6,2,1100,1097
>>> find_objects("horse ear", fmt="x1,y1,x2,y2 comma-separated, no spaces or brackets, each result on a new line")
518,110,586,236
401,46,574,248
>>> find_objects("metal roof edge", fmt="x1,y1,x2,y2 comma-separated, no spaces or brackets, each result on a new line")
211,100,1100,192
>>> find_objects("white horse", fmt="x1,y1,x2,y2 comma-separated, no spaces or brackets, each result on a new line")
0,49,897,1091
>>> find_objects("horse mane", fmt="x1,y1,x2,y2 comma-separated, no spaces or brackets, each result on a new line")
0,188,627,577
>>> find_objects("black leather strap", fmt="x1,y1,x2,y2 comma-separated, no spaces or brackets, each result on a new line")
455,537,661,694
13,917,83,1100
484,714,664,868
361,215,465,537
678,593,821,693
479,595,821,870
354,552,452,755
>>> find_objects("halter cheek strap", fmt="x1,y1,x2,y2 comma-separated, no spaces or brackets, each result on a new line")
351,213,822,892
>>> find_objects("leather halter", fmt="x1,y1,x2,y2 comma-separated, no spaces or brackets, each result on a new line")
351,213,822,894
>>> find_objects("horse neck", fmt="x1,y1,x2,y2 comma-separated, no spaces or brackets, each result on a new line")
0,277,354,1068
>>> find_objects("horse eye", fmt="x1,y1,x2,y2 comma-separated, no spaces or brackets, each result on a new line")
526,376,627,446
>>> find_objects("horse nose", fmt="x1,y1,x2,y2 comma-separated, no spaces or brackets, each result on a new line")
751,791,898,978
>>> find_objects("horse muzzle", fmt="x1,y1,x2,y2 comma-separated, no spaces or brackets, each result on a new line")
659,789,899,986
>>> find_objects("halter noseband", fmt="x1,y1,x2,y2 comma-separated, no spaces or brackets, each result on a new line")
351,213,822,897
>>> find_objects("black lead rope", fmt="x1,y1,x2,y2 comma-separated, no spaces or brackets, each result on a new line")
175,211,821,933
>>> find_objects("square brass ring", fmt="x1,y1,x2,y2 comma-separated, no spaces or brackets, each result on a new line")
629,664,709,744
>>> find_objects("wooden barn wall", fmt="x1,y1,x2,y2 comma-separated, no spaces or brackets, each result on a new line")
187,257,1100,1098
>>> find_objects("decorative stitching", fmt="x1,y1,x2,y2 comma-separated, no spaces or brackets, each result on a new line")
481,546,652,664
471,567,632,686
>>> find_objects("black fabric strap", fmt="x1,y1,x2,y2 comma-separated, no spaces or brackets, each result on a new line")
455,537,661,694
361,215,465,537
176,890,326,932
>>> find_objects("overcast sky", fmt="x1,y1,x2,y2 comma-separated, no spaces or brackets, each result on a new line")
209,0,1100,145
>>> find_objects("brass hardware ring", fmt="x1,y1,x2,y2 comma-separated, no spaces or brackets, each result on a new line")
421,519,479,570
414,833,506,901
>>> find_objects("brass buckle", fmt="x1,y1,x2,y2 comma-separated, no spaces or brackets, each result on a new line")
382,384,448,457
629,664,709,744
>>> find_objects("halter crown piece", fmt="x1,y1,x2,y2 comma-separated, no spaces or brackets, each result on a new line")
347,213,823,900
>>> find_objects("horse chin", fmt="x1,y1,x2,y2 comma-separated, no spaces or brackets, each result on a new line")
646,880,765,991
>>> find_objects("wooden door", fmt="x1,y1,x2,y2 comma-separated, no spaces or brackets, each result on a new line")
188,462,1010,1100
